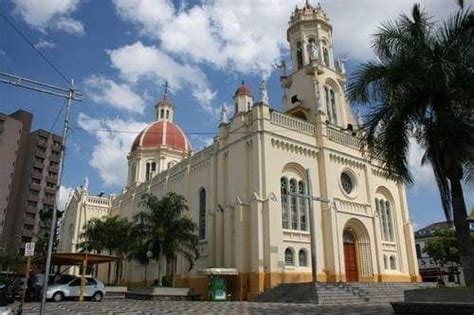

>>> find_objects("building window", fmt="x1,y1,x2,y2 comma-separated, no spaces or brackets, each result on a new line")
298,249,307,267
340,172,353,194
284,248,294,266
324,86,330,121
383,255,388,270
281,176,308,232
329,89,337,124
323,47,330,67
298,181,307,231
160,109,164,119
296,41,303,69
199,188,206,240
390,255,396,270
145,161,156,180
281,177,289,229
166,110,169,119
376,198,395,242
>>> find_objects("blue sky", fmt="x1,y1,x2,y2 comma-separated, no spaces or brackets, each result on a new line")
0,0,472,230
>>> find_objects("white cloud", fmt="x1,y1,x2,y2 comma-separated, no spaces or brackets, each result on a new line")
34,39,56,49
54,16,84,35
84,75,145,114
12,0,84,35
58,185,74,211
112,0,463,74
108,41,216,113
77,113,147,187
407,138,435,191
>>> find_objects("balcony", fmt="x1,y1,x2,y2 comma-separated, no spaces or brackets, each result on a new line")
35,150,46,159
45,186,56,194
48,165,59,173
51,144,62,153
23,216,35,225
46,176,58,184
26,206,37,214
31,172,43,180
30,183,41,191
33,161,44,169
28,195,39,202
43,197,55,206
22,229,34,238
50,154,60,163
37,139,47,148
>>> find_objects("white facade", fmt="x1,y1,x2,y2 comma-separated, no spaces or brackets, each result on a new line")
59,2,420,300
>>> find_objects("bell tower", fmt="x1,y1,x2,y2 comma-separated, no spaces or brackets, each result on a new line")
281,1,356,128
154,80,174,122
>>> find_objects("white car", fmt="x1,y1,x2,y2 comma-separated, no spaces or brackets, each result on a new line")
46,276,105,302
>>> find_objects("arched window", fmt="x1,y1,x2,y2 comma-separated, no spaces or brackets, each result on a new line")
145,161,156,180
160,109,164,119
323,47,330,67
383,255,388,270
290,179,298,230
296,41,304,69
390,255,396,270
329,89,337,125
284,248,294,266
199,188,206,240
376,197,395,242
298,181,307,231
281,175,308,231
298,249,307,267
281,177,289,229
324,86,331,121
166,110,169,119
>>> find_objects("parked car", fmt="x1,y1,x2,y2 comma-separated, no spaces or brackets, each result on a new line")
46,276,105,302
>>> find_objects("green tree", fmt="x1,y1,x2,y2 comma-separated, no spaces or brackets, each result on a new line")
79,216,131,285
132,192,199,286
348,4,474,284
424,229,462,266
127,239,152,285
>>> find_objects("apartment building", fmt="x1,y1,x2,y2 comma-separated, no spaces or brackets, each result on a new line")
0,110,62,253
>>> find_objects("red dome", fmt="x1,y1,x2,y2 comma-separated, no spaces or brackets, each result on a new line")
131,121,191,152
234,83,252,97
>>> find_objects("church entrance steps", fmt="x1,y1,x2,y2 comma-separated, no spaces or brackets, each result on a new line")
252,282,436,305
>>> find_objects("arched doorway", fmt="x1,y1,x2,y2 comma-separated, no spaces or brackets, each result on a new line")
342,219,373,282
343,229,358,281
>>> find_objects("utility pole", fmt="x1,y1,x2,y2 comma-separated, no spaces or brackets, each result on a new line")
0,71,81,314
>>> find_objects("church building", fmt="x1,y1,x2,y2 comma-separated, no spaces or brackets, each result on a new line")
60,2,420,300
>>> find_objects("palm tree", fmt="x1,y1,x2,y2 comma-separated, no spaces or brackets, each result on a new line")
348,5,474,284
132,192,199,286
127,238,152,285
79,216,131,284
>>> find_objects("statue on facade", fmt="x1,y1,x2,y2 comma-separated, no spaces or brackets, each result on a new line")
308,40,320,61
337,58,346,75
260,79,269,104
83,176,89,191
219,103,228,124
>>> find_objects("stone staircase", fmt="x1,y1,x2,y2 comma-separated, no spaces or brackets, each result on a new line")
253,282,436,305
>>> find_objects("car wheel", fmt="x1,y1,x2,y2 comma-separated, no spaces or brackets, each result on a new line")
52,292,64,302
92,291,103,302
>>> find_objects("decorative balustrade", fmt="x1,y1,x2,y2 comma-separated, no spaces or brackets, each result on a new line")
87,196,110,206
327,127,360,149
270,111,315,135
334,198,370,215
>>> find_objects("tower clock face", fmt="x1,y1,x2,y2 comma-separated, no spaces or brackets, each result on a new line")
341,172,353,194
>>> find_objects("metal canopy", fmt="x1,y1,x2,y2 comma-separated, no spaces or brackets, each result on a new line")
33,252,120,266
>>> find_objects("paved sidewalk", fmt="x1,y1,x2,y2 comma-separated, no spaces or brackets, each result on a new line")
18,299,394,314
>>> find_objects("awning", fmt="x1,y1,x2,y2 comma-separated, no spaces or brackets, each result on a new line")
32,252,120,266
200,268,239,275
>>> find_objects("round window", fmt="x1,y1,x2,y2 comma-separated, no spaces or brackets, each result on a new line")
341,172,353,194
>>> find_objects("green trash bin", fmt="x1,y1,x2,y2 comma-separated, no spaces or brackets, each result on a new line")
208,276,227,301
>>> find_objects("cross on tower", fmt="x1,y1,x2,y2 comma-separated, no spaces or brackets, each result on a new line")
163,80,170,99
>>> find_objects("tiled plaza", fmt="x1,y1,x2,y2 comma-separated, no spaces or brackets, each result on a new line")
18,299,394,314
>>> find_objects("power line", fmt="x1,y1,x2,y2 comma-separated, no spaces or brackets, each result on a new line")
1,13,70,84
48,98,67,133
71,126,314,136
